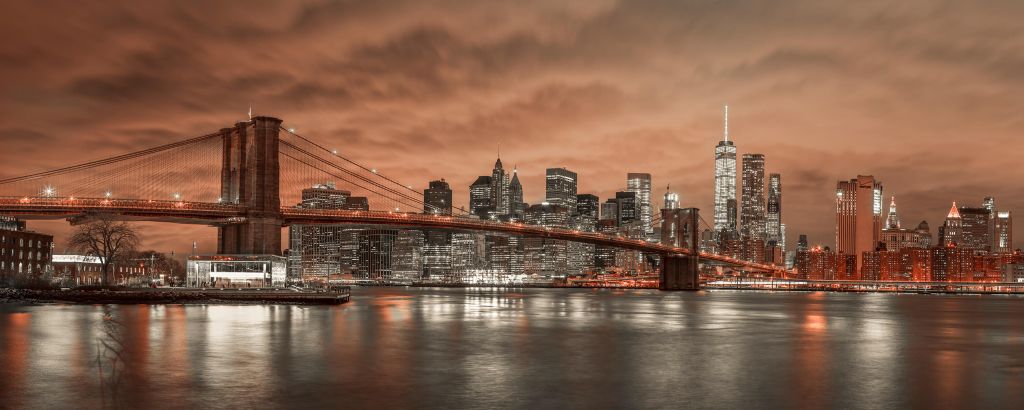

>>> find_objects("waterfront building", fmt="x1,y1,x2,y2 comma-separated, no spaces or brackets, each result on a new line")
901,247,932,281
796,246,836,281
523,203,571,278
186,255,287,287
545,168,578,209
861,250,901,281
391,230,424,282
1003,263,1024,283
835,175,883,277
357,229,398,281
740,154,766,241
713,105,737,232
287,183,349,282
930,243,973,282
0,217,52,281
422,231,452,280
958,205,991,251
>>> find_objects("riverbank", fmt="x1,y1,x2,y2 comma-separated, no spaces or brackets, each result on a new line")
0,287,351,305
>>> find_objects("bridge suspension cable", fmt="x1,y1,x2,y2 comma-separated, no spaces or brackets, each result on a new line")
278,127,469,215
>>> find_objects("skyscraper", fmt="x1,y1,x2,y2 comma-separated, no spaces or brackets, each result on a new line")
879,197,929,253
958,205,990,251
601,199,619,223
663,185,679,211
994,211,1013,254
885,196,900,229
490,158,510,216
835,175,883,275
615,191,638,228
939,202,964,246
508,168,525,220
469,176,493,218
713,105,737,232
766,173,782,249
740,154,766,240
288,182,350,281
423,180,453,280
576,194,600,231
545,168,578,208
424,179,452,215
627,173,653,238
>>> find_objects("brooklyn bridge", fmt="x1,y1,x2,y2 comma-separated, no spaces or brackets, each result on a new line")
0,116,789,289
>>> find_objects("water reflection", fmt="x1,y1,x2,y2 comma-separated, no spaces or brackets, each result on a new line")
1,289,1024,409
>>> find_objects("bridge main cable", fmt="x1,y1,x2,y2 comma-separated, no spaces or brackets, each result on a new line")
280,127,437,203
0,131,222,185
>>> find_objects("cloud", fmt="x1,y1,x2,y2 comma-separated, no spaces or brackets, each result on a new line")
3,0,1024,256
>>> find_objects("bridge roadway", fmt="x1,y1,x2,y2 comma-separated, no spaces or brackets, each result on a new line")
0,196,786,273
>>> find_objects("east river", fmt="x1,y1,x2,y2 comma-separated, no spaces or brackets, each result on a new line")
2,288,1024,409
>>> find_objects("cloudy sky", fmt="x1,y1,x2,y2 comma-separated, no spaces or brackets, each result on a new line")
2,0,1024,254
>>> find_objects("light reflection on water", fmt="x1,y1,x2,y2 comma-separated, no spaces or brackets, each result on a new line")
1,288,1024,409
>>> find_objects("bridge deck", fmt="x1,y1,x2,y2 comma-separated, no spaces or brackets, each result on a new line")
0,196,786,273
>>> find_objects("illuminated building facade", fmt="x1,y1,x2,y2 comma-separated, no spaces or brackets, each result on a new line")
740,154,766,241
287,183,350,281
994,211,1013,254
663,187,679,211
0,217,52,281
187,255,287,287
469,176,493,218
713,105,737,232
615,191,638,228
545,168,578,209
523,203,571,278
490,158,510,216
766,173,782,251
509,170,526,220
938,203,964,247
835,175,883,276
627,173,653,238
958,205,991,251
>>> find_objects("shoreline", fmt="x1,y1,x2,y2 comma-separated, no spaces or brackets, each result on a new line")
0,288,351,305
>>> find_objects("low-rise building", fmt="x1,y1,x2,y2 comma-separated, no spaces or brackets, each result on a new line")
0,217,53,281
187,255,287,287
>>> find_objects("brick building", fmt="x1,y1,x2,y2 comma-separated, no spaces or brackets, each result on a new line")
0,217,53,281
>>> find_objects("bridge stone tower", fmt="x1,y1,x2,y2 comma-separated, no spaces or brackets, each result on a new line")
660,207,700,290
217,116,283,255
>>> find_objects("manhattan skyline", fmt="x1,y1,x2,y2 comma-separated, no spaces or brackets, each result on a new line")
3,1,1024,256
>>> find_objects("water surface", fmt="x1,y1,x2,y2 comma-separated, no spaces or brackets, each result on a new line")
2,288,1023,409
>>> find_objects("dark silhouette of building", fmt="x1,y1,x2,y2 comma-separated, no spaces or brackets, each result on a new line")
424,179,453,215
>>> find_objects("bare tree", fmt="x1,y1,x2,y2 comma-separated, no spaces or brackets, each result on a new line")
68,215,140,286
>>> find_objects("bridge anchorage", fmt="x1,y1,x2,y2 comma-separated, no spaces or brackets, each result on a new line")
0,115,790,289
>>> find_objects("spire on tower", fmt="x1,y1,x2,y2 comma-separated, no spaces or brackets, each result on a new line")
886,196,901,229
947,202,961,219
723,104,729,141
248,103,252,120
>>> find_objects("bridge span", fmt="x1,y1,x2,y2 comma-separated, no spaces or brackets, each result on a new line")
0,116,792,289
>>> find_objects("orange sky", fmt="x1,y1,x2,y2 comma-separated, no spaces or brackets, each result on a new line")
2,1,1023,255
